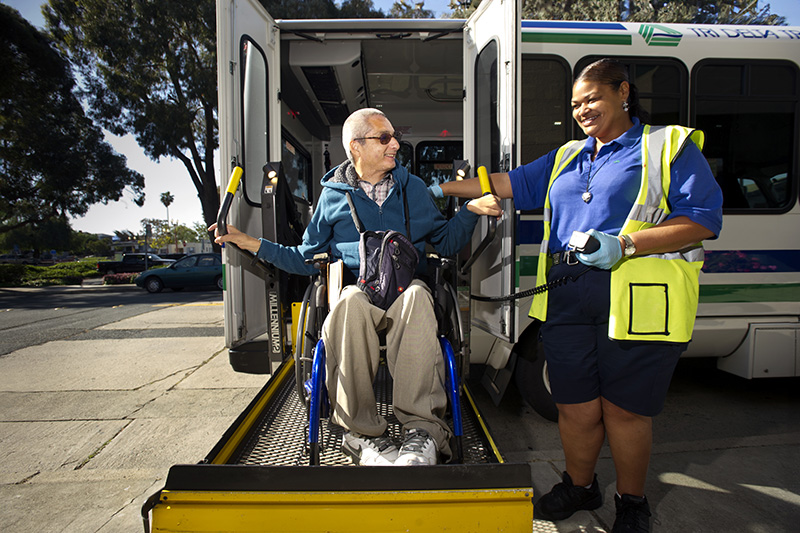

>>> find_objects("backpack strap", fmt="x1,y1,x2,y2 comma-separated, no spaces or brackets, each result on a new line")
402,184,412,242
344,179,412,241
344,191,364,234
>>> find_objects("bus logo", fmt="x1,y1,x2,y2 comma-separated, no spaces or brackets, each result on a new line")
638,24,683,46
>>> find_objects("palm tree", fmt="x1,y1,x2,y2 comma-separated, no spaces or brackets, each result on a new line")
160,191,176,251
160,191,174,223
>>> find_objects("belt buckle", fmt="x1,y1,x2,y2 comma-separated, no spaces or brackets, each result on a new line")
565,249,579,266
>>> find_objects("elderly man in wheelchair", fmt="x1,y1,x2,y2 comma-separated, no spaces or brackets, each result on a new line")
213,108,500,466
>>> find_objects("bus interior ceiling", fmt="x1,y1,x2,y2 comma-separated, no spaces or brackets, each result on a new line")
280,30,465,196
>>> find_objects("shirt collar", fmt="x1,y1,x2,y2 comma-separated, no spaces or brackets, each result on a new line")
583,116,643,154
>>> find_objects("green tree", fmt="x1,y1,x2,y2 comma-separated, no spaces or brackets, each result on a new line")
141,218,195,250
257,0,338,18
338,0,386,18
390,1,435,18
0,5,144,237
257,0,384,18
0,215,72,256
70,230,112,257
516,0,786,24
191,220,212,243
45,0,219,242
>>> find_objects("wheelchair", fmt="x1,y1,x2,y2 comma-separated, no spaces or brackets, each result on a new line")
293,254,467,466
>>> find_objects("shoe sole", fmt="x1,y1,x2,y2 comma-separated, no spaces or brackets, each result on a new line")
534,493,603,521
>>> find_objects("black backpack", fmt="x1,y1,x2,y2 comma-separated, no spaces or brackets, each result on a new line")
345,187,419,310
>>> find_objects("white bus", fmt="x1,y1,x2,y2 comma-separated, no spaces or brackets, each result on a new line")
217,0,800,420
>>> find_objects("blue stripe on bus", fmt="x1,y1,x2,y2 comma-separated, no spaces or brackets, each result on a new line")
703,250,800,274
522,21,628,31
515,224,800,274
517,220,544,245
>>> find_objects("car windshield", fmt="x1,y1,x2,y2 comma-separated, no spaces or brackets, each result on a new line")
174,256,198,268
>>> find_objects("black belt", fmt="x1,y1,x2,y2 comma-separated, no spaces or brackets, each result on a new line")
550,250,580,265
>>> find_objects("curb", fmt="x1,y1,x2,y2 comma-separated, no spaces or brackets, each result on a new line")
0,283,140,294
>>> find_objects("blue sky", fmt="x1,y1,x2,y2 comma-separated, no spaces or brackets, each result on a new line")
3,0,799,234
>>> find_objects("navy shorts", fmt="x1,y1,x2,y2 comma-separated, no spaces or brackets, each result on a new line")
539,261,687,417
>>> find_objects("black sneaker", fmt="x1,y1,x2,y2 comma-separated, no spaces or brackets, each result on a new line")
534,471,602,521
612,493,651,532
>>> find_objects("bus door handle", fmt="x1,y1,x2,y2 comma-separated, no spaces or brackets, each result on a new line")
217,165,272,275
460,166,497,275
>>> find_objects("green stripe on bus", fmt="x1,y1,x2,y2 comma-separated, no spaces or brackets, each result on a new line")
522,32,632,45
699,283,800,303
518,256,538,277
518,258,800,304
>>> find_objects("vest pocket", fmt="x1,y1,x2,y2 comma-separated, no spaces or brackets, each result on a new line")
628,283,669,336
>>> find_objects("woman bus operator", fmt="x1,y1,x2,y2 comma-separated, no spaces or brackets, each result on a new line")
434,58,723,532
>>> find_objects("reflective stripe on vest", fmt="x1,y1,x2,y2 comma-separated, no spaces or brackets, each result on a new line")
529,125,705,343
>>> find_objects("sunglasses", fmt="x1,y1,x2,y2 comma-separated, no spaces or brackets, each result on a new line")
353,131,402,145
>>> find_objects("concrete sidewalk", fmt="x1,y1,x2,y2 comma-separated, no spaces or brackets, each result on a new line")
0,300,266,532
1,293,798,532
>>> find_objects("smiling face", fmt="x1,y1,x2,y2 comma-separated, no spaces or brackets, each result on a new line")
350,115,399,183
571,78,632,146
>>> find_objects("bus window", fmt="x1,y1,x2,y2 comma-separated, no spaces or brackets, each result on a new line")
520,56,570,164
241,37,269,206
475,40,499,172
396,141,414,173
574,57,687,128
281,129,312,203
415,141,463,187
694,60,798,212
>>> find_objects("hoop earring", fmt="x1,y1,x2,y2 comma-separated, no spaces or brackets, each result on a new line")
622,101,630,112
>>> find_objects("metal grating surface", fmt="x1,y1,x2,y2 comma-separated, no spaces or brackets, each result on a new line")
230,365,496,466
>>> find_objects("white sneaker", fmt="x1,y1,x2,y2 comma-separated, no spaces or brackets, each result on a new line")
394,428,437,466
341,431,399,466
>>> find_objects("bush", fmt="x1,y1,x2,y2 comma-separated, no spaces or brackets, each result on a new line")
103,273,138,285
0,260,100,287
0,264,26,284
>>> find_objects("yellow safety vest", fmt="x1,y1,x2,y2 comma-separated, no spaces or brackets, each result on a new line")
529,125,706,343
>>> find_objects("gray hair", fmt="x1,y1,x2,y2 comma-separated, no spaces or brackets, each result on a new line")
341,108,386,163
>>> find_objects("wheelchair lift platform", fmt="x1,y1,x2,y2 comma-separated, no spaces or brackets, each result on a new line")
143,359,534,532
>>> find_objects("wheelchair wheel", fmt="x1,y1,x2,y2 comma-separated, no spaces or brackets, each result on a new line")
294,280,323,410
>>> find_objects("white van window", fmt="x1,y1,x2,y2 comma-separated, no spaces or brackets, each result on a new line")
241,37,269,206
474,40,499,172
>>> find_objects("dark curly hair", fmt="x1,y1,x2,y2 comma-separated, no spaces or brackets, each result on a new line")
575,58,650,123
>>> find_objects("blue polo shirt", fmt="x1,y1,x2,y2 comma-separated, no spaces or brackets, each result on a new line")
509,118,723,251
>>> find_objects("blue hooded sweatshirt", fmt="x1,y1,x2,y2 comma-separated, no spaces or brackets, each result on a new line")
255,161,480,277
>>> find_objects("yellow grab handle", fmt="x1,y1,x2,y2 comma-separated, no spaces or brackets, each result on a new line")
477,166,491,196
226,166,243,195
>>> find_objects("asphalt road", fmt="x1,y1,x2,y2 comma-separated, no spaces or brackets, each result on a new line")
0,284,222,356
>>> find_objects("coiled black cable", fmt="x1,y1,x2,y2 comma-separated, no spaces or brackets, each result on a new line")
470,266,592,302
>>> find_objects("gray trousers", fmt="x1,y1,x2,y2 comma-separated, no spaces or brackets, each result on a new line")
321,280,452,458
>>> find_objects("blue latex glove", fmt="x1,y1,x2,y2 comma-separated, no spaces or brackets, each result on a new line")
428,184,443,198
576,229,623,270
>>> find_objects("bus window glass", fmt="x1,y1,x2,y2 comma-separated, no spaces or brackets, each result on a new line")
396,141,413,173
281,130,312,203
633,62,684,125
751,64,796,96
241,37,268,206
694,60,798,211
574,57,686,128
416,141,463,186
475,40,499,172
520,56,569,165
